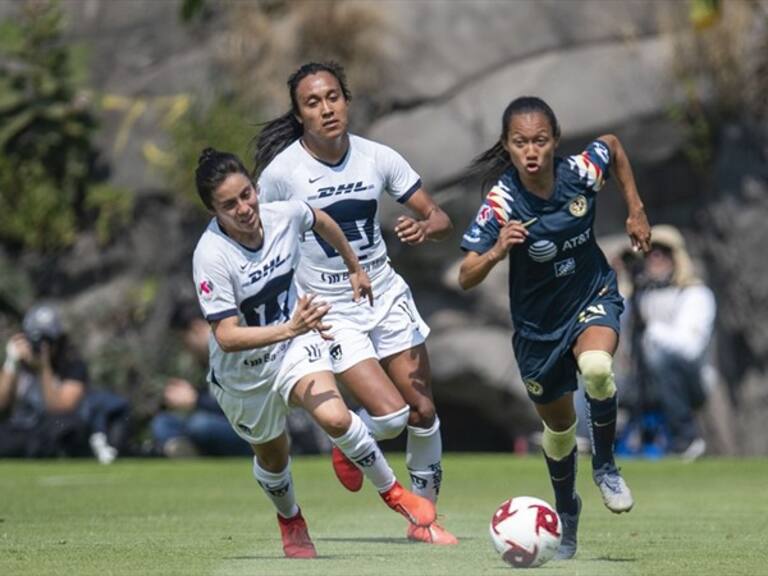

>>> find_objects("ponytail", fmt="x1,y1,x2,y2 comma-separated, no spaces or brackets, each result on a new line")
467,141,512,193
251,112,302,176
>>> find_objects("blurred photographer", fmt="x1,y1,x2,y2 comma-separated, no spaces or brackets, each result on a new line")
625,225,716,460
0,304,90,458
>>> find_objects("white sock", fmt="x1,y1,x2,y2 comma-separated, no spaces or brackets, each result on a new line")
406,416,443,503
332,411,395,493
252,457,298,519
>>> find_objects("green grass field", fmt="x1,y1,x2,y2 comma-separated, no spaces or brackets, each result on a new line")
1,455,767,576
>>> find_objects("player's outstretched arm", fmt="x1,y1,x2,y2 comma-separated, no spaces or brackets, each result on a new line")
397,188,453,245
597,134,652,253
211,294,332,352
459,220,530,290
312,208,374,305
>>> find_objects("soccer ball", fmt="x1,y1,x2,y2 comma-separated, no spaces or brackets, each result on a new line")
489,496,562,568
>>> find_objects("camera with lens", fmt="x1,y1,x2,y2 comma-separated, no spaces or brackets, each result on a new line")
22,305,64,355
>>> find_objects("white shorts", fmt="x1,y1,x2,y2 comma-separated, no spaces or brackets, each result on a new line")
325,270,430,373
210,332,332,445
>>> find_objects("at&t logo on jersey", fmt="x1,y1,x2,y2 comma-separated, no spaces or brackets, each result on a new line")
528,240,558,262
561,228,591,251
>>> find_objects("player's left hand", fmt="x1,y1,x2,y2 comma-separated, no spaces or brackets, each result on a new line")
349,268,374,306
626,207,651,253
395,216,426,245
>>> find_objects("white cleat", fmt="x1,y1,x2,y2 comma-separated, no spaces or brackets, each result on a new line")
593,464,634,513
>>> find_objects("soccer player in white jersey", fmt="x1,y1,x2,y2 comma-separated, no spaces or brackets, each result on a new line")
192,148,436,559
253,62,457,545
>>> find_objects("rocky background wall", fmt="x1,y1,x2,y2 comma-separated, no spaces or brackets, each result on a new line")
1,0,766,453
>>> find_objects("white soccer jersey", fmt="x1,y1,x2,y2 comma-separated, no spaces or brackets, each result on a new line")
258,134,421,300
192,201,315,393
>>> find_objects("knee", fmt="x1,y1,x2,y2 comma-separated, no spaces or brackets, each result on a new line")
407,400,436,428
367,405,410,440
318,409,352,438
578,350,617,400
541,420,577,460
256,451,289,472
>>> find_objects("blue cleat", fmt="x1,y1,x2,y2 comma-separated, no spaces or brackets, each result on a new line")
554,494,581,560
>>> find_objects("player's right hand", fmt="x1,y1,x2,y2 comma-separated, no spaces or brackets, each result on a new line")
349,268,374,306
289,294,333,340
488,220,529,261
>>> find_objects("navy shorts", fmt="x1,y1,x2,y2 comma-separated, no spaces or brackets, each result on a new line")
513,288,624,405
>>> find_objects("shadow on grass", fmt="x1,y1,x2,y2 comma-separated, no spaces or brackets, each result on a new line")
319,536,412,545
226,555,345,560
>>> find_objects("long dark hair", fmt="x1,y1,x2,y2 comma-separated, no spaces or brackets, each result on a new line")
195,147,250,210
468,96,560,191
252,61,352,176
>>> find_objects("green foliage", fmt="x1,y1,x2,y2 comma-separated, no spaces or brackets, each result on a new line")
0,0,131,251
164,96,258,210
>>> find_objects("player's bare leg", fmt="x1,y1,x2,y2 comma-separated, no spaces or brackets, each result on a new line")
382,345,458,545
333,358,407,492
292,370,435,527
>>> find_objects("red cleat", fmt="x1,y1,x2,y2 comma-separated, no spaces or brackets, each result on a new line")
407,521,459,545
277,509,317,559
380,481,436,527
331,446,364,492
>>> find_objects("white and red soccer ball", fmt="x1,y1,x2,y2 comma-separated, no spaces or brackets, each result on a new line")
489,496,562,568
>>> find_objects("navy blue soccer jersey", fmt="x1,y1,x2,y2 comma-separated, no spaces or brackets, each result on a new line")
461,139,620,342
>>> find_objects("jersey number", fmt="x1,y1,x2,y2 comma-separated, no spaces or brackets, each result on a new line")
239,272,293,327
312,199,377,259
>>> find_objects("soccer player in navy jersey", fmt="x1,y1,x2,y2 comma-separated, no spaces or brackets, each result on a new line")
459,97,651,560
253,62,456,545
192,148,435,558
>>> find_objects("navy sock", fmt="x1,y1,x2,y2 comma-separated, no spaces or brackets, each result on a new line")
586,394,617,470
543,447,578,515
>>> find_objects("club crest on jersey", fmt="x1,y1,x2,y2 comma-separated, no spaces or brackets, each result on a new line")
569,194,588,217
525,379,544,396
528,240,558,262
198,279,214,300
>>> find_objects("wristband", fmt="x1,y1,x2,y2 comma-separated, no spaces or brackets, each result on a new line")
2,357,17,374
